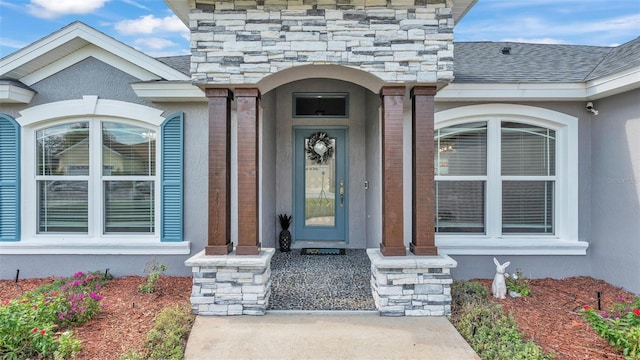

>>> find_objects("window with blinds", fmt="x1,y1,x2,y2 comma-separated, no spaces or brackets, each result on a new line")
434,122,487,233
501,122,555,234
36,123,90,233
35,121,156,235
434,120,557,236
102,123,155,234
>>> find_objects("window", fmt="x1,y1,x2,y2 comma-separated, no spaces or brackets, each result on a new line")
433,104,582,254
293,93,348,117
1,98,187,252
501,122,555,234
435,122,487,233
435,120,556,236
36,121,156,235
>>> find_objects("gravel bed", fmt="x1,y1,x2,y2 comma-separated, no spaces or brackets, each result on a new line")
268,249,376,311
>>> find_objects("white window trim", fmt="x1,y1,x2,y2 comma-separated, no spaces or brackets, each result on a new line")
0,96,190,255
434,104,585,255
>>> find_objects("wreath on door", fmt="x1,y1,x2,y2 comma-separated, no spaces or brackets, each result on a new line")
306,131,334,164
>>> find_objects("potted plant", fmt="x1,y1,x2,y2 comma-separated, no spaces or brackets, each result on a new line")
277,214,292,252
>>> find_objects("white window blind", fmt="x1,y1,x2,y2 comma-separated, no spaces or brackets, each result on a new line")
434,122,487,233
501,122,555,234
435,122,486,176
102,123,156,234
434,120,557,236
36,123,90,233
435,181,485,233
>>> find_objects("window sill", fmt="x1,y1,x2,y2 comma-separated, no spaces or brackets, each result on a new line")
0,239,191,255
435,237,588,255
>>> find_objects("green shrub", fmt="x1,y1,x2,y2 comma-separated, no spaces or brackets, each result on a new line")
139,262,167,294
581,296,640,359
121,304,195,360
451,279,488,311
145,305,195,360
450,280,553,360
0,271,108,359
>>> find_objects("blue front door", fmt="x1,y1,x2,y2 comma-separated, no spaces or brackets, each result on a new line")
293,128,348,242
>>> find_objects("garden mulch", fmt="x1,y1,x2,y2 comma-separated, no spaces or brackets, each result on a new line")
1,276,191,360
475,276,635,360
1,275,636,359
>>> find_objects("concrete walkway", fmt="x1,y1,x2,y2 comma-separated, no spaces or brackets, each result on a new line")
185,312,479,360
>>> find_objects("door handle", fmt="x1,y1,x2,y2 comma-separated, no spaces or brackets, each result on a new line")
339,179,344,207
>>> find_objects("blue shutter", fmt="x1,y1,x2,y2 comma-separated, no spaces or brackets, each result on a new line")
160,113,184,241
0,114,20,241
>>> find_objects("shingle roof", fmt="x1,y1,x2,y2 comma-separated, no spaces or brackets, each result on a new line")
586,37,640,80
152,37,640,84
453,37,640,83
156,55,191,76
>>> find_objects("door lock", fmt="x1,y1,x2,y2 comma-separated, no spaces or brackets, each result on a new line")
339,179,344,207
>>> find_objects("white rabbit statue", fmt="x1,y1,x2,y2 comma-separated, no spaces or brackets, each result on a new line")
491,257,510,299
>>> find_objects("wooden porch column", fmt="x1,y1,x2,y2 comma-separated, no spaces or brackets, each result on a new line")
205,88,233,255
235,88,261,255
380,86,407,256
410,86,438,255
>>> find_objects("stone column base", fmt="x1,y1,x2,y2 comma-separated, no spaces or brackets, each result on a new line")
367,249,457,316
185,248,274,316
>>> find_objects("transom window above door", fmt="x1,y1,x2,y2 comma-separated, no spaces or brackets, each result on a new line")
293,93,349,117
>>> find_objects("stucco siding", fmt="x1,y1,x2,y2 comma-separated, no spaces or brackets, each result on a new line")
0,58,209,279
589,89,640,293
28,57,151,107
365,91,382,248
261,91,278,248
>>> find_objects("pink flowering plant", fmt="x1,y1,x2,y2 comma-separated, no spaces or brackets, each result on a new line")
581,295,640,359
0,271,109,359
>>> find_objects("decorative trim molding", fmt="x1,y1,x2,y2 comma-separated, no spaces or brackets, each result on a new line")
0,84,36,104
436,239,589,255
131,81,206,102
16,96,165,127
0,240,191,255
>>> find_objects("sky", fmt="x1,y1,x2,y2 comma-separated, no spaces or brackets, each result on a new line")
0,0,639,59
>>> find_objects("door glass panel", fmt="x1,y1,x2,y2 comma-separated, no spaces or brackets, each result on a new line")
304,137,336,227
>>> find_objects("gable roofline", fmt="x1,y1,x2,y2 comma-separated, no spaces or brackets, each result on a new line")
0,21,190,86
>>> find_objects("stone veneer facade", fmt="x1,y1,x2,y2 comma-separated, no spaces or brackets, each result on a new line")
190,0,454,85
186,249,275,315
367,249,456,316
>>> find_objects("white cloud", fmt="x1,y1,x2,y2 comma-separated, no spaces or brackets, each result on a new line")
457,13,640,46
120,0,150,11
0,37,28,50
134,37,176,50
501,37,567,45
27,0,109,19
0,1,22,11
115,14,187,36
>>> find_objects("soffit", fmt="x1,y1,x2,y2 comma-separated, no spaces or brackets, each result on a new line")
2,38,89,80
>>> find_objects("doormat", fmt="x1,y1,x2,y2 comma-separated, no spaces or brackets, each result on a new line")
301,248,346,255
